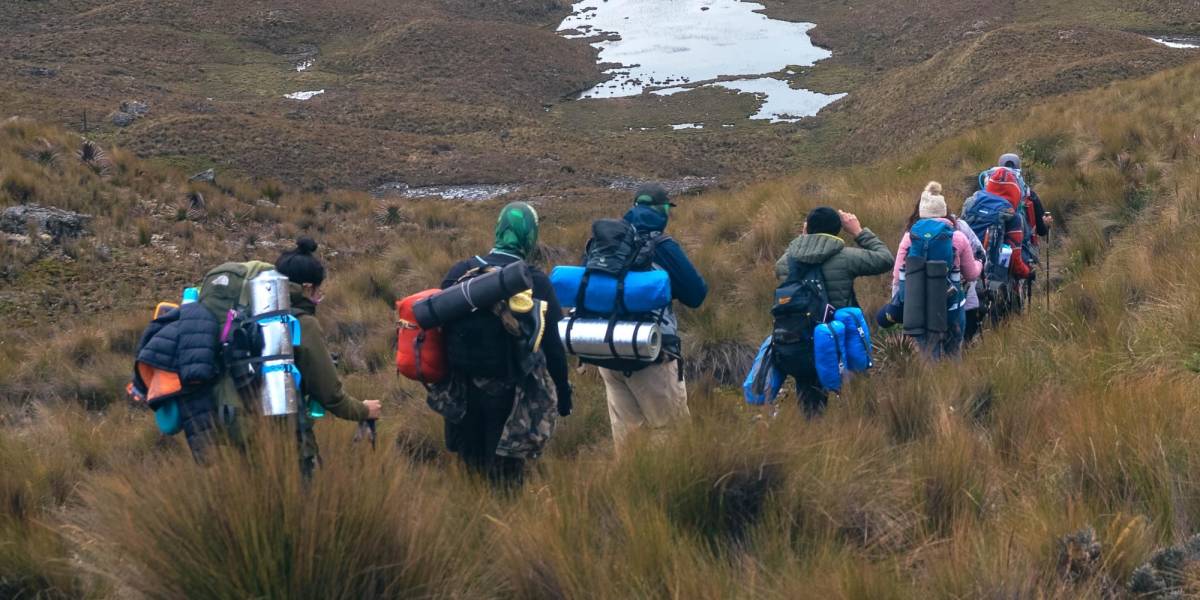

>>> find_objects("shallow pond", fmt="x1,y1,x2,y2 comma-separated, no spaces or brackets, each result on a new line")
558,0,844,122
373,183,521,201
283,89,324,100
1149,36,1200,49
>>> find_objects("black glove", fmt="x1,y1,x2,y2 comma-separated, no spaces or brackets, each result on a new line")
556,384,573,417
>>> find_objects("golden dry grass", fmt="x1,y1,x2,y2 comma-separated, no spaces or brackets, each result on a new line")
3,59,1200,599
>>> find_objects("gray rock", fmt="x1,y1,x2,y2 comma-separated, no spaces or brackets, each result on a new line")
0,204,92,240
120,100,150,117
111,111,137,127
189,168,216,183
25,67,57,78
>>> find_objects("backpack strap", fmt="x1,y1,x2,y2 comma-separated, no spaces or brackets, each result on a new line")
785,257,805,282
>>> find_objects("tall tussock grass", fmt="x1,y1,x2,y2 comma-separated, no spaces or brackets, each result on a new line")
6,55,1200,599
72,428,495,600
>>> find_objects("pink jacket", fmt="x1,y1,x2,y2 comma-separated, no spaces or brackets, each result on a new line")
890,218,983,292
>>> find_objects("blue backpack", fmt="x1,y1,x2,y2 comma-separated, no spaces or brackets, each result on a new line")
902,219,962,337
964,191,1016,288
771,258,832,379
979,168,1039,267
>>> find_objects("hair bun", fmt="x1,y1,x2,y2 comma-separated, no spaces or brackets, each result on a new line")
295,237,318,255
924,181,943,195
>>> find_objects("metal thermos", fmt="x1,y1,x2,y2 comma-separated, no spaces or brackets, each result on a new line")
249,270,300,417
559,318,662,362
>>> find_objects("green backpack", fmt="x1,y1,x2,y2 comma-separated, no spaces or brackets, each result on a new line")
191,261,278,446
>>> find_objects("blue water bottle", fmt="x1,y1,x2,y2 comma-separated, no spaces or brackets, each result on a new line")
308,399,326,419
182,287,199,304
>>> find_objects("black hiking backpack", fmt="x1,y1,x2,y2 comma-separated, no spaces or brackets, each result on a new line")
566,218,674,373
771,258,833,378
442,256,525,380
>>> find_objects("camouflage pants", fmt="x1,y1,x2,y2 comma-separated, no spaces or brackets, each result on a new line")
429,360,559,485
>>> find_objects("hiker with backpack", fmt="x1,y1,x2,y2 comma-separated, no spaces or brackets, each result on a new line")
772,206,893,418
893,187,987,345
891,182,983,358
575,184,707,450
130,241,380,471
964,165,1037,325
430,201,571,484
274,238,383,476
998,153,1053,237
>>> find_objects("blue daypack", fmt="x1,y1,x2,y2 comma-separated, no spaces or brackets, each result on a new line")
550,266,671,314
834,307,872,372
964,191,1016,287
814,321,846,392
980,168,1039,267
743,335,785,405
902,219,962,337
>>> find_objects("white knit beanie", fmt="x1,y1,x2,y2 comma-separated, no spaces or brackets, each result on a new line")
918,181,947,219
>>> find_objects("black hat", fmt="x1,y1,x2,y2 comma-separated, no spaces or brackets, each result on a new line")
634,183,677,208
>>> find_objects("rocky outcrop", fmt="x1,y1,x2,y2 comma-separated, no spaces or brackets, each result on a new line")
0,204,92,240
111,100,150,127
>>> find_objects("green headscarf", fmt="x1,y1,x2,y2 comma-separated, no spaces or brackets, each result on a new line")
492,202,539,259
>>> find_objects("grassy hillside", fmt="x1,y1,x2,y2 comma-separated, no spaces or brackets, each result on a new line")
1,0,1194,190
4,48,1200,598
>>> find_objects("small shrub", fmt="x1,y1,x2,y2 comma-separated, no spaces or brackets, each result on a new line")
2,170,38,203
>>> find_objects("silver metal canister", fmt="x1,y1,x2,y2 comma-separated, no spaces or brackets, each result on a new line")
558,318,662,362
249,270,299,417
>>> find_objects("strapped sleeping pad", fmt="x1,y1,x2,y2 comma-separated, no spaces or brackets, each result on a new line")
441,256,524,380
902,220,962,338
566,218,673,373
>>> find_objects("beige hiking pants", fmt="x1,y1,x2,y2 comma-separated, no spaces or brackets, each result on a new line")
599,360,689,450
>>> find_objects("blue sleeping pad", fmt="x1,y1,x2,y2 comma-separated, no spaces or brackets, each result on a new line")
550,266,672,314
835,307,872,373
814,321,846,392
743,335,785,405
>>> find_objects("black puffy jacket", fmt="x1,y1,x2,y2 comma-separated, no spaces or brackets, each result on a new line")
134,302,222,388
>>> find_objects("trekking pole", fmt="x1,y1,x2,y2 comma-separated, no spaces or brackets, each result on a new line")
354,419,377,451
1045,216,1052,311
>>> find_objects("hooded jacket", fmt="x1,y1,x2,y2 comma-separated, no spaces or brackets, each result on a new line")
289,284,369,422
773,230,894,309
623,205,708,309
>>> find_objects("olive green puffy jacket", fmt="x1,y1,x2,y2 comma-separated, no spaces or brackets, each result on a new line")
773,230,895,309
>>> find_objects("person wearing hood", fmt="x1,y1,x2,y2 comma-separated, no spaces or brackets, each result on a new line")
275,238,383,477
600,184,708,450
890,182,983,358
773,206,893,416
438,201,571,483
997,152,1053,237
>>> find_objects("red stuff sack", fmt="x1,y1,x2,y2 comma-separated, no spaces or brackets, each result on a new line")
396,290,447,384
